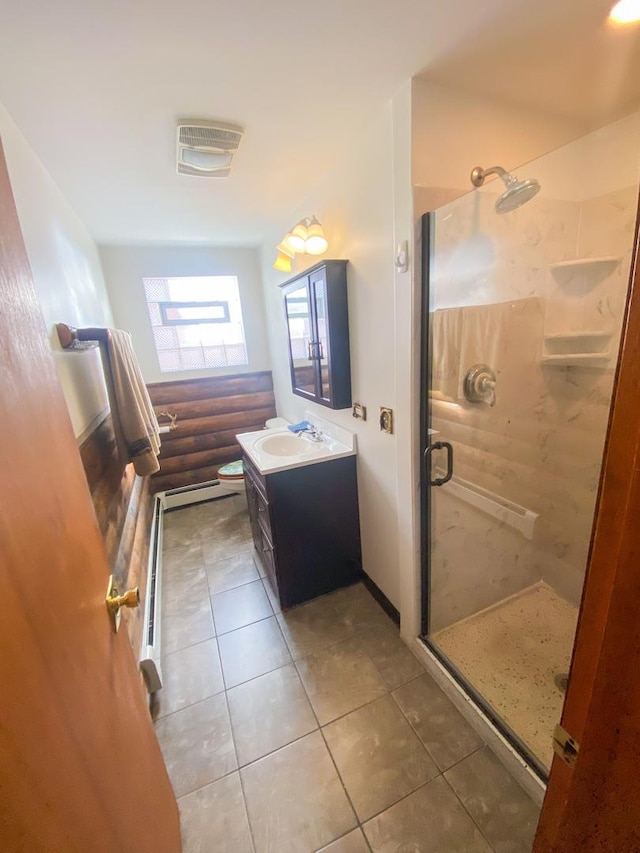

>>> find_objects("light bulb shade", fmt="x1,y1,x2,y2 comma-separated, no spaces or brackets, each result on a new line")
276,240,295,258
610,0,640,22
304,220,328,255
286,221,308,253
273,251,293,272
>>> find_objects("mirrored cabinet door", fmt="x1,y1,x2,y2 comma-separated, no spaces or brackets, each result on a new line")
281,260,351,410
284,282,317,398
311,270,331,404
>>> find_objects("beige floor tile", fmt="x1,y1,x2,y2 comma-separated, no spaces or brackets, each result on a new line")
317,829,370,852
330,583,396,632
363,776,492,853
196,494,247,530
276,597,354,660
432,583,578,770
255,553,267,578
218,616,292,688
202,530,253,563
227,663,317,766
445,746,540,853
392,673,483,771
200,495,253,562
163,543,205,583
163,574,210,619
156,694,237,797
357,624,425,690
162,594,215,656
154,638,224,719
296,638,387,725
178,773,254,853
163,509,203,551
261,577,281,613
211,580,273,635
205,551,260,595
324,695,438,822
241,731,357,853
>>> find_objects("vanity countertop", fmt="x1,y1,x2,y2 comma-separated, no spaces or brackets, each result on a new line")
236,417,356,476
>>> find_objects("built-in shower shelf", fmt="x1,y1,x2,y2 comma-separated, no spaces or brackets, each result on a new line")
549,256,620,271
542,331,612,366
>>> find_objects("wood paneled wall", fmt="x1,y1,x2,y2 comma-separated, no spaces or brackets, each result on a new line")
79,413,153,654
147,371,277,493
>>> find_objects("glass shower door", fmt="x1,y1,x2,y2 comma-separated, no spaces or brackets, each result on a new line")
420,112,640,777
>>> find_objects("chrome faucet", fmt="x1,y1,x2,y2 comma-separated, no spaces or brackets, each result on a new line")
299,424,324,442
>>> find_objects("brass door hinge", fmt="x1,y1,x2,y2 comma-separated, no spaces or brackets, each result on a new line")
553,724,580,767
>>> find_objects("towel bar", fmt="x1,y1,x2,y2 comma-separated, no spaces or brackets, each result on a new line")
56,322,109,349
434,468,538,540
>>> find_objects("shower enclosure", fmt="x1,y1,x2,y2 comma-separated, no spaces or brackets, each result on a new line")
420,110,640,778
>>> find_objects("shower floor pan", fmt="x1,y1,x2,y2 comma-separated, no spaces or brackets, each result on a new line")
432,582,579,771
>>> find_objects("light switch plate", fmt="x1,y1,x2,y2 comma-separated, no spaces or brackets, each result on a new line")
352,403,367,421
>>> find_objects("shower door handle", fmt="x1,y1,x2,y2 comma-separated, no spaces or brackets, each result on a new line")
424,441,454,486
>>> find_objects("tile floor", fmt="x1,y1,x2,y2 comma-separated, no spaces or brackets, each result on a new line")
155,494,540,853
433,583,579,771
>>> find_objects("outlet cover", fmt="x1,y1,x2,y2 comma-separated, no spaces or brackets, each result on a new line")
379,407,393,434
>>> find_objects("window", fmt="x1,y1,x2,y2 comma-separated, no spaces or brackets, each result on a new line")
143,276,248,373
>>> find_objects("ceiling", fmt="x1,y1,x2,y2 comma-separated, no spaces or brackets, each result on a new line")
0,0,638,246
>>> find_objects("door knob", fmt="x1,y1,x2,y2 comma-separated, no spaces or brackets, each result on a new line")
106,575,140,632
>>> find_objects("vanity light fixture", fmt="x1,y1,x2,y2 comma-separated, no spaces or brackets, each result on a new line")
285,221,309,254
304,217,329,255
274,217,329,271
273,240,294,272
609,0,640,23
273,251,293,272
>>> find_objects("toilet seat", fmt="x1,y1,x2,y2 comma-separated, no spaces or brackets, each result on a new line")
217,460,244,481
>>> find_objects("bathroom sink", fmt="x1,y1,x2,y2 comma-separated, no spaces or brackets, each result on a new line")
254,433,320,457
236,416,357,476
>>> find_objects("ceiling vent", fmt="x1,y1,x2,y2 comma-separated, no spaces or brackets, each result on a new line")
176,120,244,178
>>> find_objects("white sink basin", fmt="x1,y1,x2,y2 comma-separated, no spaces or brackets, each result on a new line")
254,433,319,457
236,418,356,476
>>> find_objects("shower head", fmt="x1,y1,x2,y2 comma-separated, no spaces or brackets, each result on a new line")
470,165,541,214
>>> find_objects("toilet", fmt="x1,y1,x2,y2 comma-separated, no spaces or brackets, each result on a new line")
216,417,289,495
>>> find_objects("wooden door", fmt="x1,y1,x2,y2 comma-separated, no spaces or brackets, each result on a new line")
534,197,640,850
0,140,181,853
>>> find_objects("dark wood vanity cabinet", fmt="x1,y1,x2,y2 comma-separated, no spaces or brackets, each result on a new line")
281,260,352,410
242,452,362,609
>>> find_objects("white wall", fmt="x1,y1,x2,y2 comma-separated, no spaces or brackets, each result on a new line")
0,102,113,439
260,102,403,608
412,79,588,213
99,245,271,384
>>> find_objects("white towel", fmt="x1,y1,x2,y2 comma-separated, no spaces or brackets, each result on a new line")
431,308,463,402
458,303,505,393
100,329,161,476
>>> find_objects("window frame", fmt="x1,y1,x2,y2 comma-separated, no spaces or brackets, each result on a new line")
158,300,230,326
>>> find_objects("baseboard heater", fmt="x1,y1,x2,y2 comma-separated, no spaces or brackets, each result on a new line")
139,479,238,692
139,494,164,692
162,478,236,510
